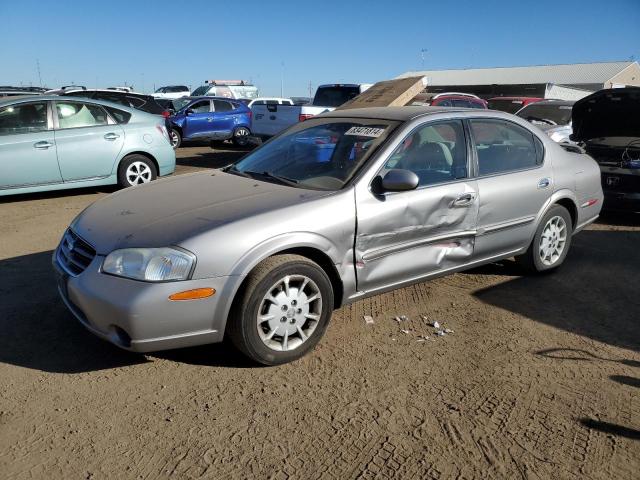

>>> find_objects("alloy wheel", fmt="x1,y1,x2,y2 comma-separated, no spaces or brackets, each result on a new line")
539,215,567,266
125,161,152,185
256,274,322,351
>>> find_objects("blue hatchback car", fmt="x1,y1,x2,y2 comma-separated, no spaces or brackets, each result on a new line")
169,96,252,148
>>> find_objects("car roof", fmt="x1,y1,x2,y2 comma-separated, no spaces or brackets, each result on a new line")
488,96,542,101
0,94,146,115
182,96,242,101
321,106,486,121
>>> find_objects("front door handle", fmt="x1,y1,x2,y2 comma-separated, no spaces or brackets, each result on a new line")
34,141,54,149
103,133,120,141
451,192,476,208
538,178,551,189
207,117,214,122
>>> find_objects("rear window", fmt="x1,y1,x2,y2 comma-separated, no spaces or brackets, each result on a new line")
488,99,524,114
516,103,573,126
105,106,131,124
312,86,360,107
213,100,233,112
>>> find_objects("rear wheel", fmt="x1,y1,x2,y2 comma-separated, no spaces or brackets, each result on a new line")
516,205,572,273
117,155,157,188
170,129,182,148
232,126,251,147
227,254,334,365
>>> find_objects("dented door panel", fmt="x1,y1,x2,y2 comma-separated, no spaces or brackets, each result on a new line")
355,181,478,292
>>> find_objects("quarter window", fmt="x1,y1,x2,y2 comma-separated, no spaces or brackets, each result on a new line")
56,102,108,129
382,120,468,187
0,102,49,135
470,119,541,176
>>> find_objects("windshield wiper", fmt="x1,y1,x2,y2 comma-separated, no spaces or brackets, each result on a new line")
253,171,299,186
526,116,557,126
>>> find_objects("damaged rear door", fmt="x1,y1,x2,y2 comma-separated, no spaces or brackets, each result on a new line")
354,119,478,293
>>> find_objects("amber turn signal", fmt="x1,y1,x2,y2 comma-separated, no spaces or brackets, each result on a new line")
168,288,215,301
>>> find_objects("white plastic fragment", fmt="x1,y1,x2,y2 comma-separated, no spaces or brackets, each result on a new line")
432,321,440,329
436,330,446,336
444,328,454,334
400,315,408,321
393,316,402,323
400,329,411,334
363,315,374,325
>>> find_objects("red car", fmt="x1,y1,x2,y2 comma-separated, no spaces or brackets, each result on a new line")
487,96,543,114
429,92,488,109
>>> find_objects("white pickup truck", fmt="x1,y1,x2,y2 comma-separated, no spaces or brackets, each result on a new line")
251,83,371,138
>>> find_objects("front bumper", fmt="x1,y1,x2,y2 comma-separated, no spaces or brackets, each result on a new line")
52,250,229,352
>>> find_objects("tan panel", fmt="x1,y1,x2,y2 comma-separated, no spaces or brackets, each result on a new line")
607,63,640,87
336,76,427,110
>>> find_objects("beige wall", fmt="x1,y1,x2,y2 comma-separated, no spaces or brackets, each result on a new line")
606,63,640,87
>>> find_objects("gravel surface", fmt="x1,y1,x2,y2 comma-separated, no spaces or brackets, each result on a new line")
1,145,639,479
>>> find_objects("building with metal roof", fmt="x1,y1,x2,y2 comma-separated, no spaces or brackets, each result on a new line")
396,61,640,100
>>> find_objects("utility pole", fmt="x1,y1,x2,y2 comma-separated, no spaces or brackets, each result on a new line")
308,81,313,98
420,48,428,70
36,59,43,87
280,61,284,97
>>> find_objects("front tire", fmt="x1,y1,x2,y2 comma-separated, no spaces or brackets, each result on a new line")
516,205,572,273
117,155,157,188
227,254,334,365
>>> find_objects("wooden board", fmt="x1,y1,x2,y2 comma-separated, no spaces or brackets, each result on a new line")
335,76,427,110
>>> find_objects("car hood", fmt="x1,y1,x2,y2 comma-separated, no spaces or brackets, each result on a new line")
571,87,640,142
72,171,329,254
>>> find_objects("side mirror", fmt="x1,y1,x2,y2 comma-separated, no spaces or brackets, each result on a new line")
380,169,419,192
185,108,194,116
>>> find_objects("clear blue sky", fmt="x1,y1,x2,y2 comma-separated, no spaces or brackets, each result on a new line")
1,0,639,96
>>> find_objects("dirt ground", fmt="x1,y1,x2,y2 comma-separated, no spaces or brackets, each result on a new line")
1,145,639,480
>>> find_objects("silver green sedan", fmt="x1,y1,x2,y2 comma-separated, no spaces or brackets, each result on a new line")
0,96,175,196
53,106,603,365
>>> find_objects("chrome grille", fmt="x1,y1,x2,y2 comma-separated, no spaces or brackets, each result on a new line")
56,229,96,276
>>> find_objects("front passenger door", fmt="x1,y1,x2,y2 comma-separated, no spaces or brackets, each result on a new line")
355,120,479,293
182,100,213,139
0,101,62,189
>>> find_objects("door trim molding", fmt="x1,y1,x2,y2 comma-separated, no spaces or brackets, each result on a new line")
477,215,535,235
361,229,477,263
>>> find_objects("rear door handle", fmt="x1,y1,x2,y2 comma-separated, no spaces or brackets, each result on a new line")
451,192,476,208
103,133,120,141
34,141,54,149
538,178,551,189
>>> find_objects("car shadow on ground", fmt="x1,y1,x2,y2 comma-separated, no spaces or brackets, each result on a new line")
0,250,252,373
472,214,640,353
0,185,118,205
175,145,253,170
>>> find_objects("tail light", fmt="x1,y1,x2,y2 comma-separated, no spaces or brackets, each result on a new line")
299,113,314,122
248,110,252,120
161,110,170,118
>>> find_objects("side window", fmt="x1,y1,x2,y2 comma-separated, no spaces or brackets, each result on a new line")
436,99,452,107
266,100,278,105
190,100,211,113
470,119,540,176
126,96,145,109
470,100,485,109
382,120,468,187
0,102,49,135
56,102,108,129
213,100,233,112
253,100,265,105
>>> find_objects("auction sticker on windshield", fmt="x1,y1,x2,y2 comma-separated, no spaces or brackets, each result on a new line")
345,126,386,137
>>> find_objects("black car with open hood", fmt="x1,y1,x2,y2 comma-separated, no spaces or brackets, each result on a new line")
571,87,640,211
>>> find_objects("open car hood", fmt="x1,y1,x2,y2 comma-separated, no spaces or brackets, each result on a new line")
571,87,640,142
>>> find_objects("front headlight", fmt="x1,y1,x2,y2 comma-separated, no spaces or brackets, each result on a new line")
102,247,195,282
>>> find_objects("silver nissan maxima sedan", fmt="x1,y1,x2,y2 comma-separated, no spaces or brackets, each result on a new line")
53,106,603,365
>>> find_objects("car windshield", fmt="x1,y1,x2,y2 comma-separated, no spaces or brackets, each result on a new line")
191,86,209,96
172,98,192,112
228,119,399,191
516,103,573,125
312,86,361,107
